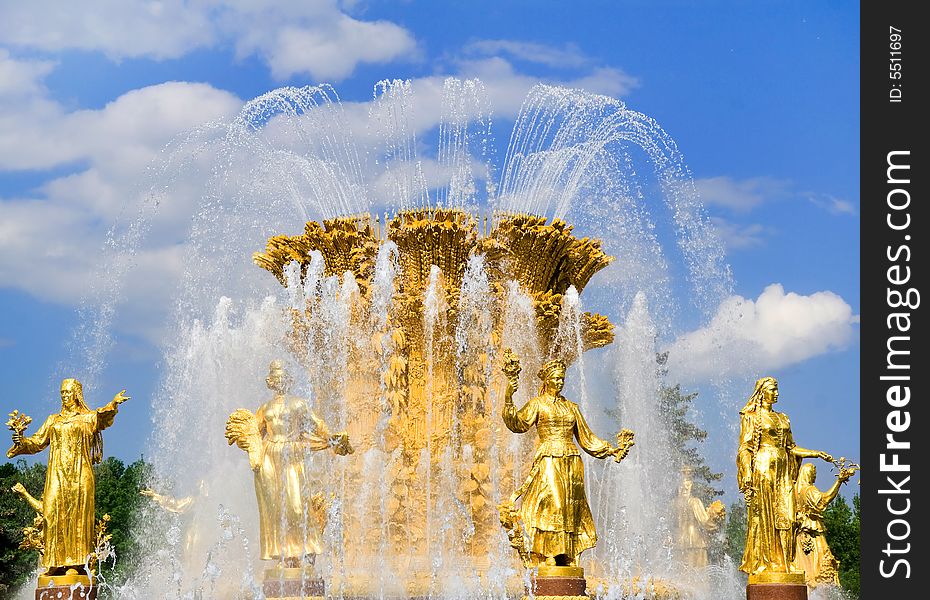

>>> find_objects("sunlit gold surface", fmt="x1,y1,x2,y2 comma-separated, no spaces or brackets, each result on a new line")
7,379,128,573
226,360,353,564
793,461,857,587
747,572,807,585
36,572,94,587
254,209,618,581
737,377,833,577
673,468,725,568
500,354,633,568
537,565,584,578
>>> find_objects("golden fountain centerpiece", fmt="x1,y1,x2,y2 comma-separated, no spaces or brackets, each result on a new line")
252,208,633,596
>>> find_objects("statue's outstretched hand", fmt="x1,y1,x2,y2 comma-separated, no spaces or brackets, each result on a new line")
113,390,131,405
613,428,635,462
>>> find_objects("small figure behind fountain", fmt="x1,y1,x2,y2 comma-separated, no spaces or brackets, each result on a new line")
793,461,857,588
737,376,834,583
226,360,353,570
499,351,634,570
673,466,726,569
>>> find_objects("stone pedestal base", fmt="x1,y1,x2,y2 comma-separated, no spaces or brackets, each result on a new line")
35,573,98,600
528,565,588,600
262,567,325,599
746,572,808,600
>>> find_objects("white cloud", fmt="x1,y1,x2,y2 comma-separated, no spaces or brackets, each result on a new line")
0,1,214,60
709,217,773,251
694,176,788,212
0,49,55,98
0,49,643,345
807,193,857,216
465,39,591,69
665,283,857,382
0,1,418,82
258,18,417,81
455,57,637,117
0,55,242,323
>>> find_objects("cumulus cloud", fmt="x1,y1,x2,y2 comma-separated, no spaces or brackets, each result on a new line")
665,283,857,382
0,47,643,344
0,1,418,82
0,53,242,324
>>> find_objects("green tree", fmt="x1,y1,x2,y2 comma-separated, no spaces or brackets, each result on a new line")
724,497,747,565
0,460,46,595
658,382,724,503
94,457,151,583
824,493,860,597
0,457,151,594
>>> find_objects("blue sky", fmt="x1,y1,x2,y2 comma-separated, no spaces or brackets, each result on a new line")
0,1,859,496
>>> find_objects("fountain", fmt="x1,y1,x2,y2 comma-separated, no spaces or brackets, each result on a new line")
20,79,744,599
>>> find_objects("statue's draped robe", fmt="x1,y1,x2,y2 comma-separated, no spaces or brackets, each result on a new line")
254,395,330,561
674,494,713,568
503,394,613,561
13,405,117,568
737,409,801,575
793,482,841,586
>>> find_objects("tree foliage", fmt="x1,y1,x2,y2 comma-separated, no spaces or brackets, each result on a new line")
724,498,747,565
658,382,724,503
0,457,150,593
824,493,860,597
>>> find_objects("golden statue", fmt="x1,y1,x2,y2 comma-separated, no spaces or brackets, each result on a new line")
140,480,207,565
737,376,833,582
793,460,858,588
673,467,726,569
6,379,129,585
225,360,353,569
499,351,634,570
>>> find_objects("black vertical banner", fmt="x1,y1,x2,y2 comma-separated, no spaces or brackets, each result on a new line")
861,2,924,597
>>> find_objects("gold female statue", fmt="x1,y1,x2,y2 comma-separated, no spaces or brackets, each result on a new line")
225,360,352,567
793,461,856,587
673,467,726,569
6,378,129,577
737,376,833,578
500,352,634,568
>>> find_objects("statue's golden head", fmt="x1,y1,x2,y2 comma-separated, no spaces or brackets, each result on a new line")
537,359,566,394
798,462,817,487
265,360,292,393
60,378,90,413
741,376,778,414
265,359,291,394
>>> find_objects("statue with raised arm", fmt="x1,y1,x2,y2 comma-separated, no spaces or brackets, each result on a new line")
6,379,129,593
498,350,634,588
737,376,834,587
793,460,858,588
225,360,352,597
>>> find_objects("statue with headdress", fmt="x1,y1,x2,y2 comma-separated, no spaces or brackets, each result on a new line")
6,378,129,594
673,465,726,569
225,360,352,597
737,376,834,587
498,349,634,584
792,459,859,588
